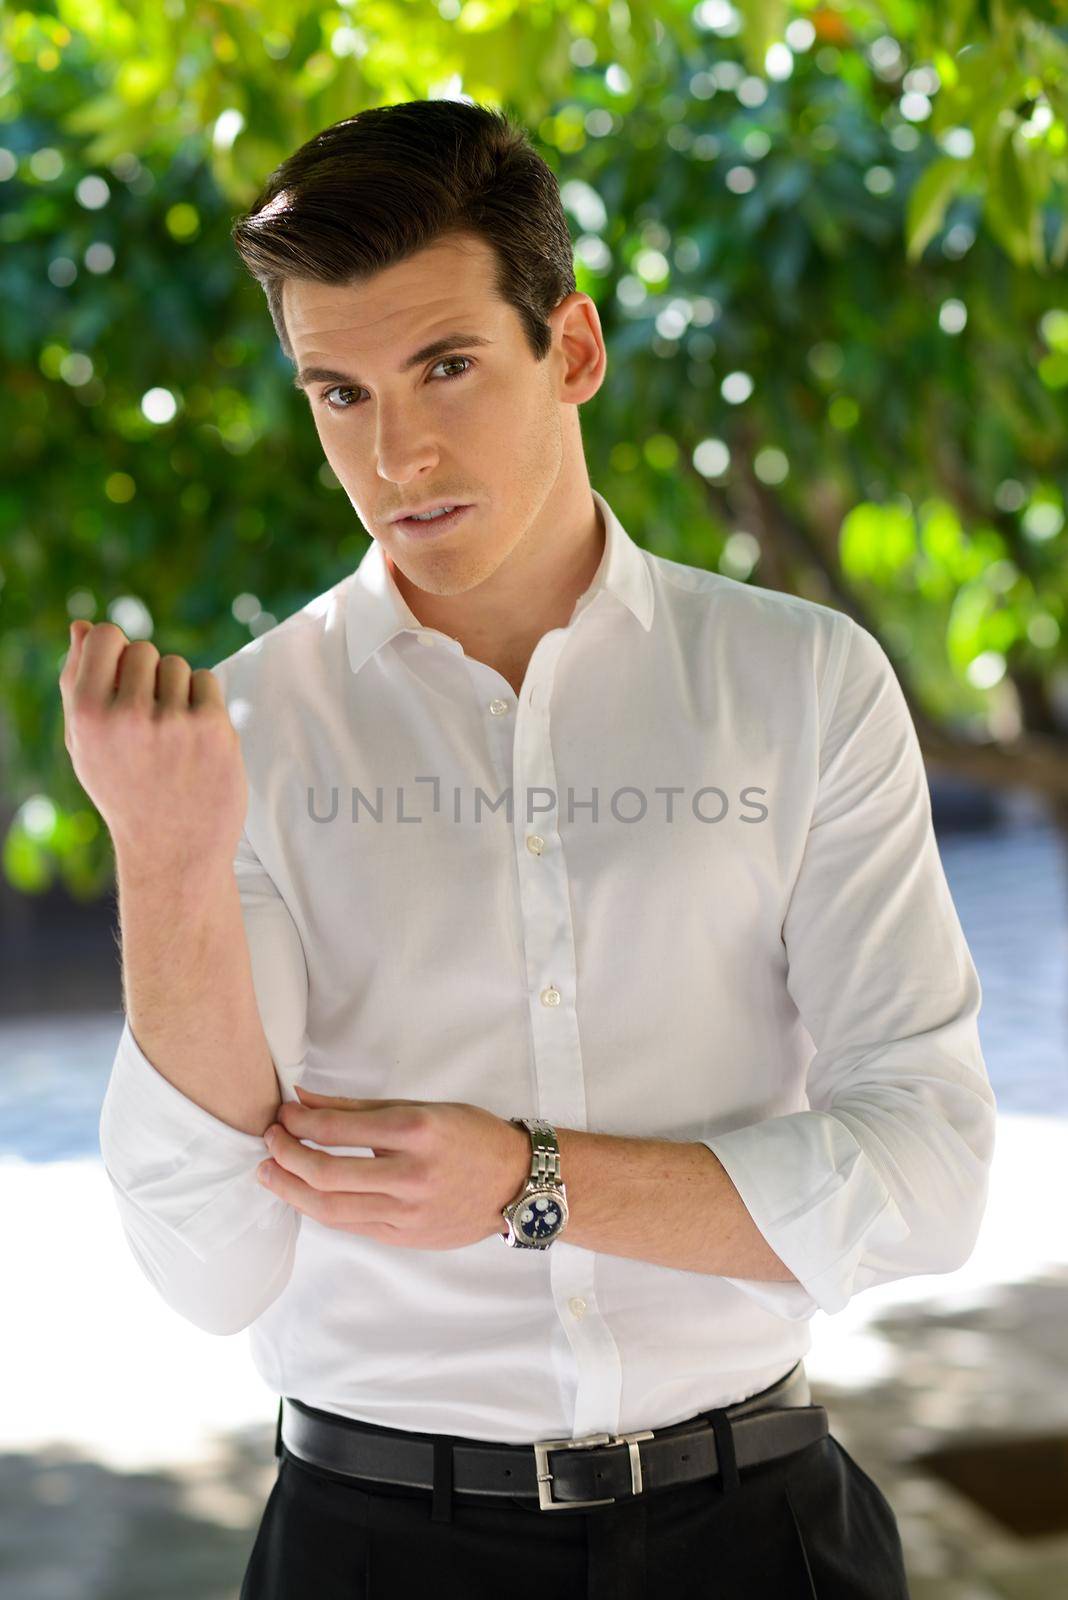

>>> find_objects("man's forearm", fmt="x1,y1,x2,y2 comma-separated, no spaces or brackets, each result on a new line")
541,1127,799,1280
115,849,280,1138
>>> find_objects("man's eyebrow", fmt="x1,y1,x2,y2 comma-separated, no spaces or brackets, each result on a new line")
292,333,493,391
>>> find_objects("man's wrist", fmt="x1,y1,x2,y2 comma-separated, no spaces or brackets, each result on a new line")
114,842,234,893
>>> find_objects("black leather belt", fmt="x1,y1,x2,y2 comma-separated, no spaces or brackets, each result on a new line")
278,1360,828,1512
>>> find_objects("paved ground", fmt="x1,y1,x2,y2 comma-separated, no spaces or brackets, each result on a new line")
1,799,1065,1597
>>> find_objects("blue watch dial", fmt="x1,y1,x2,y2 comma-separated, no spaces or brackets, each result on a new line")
517,1191,564,1243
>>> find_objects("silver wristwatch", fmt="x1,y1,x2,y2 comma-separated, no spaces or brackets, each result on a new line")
499,1118,569,1249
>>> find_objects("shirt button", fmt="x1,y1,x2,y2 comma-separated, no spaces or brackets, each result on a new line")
488,698,509,715
569,1297,587,1318
416,632,436,647
540,985,561,1007
526,834,545,855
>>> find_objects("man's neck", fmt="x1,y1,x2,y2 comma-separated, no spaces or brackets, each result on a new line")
388,495,606,694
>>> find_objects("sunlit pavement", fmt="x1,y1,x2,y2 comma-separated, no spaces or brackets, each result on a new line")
2,808,1066,1596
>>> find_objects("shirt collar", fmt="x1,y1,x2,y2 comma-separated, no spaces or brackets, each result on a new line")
344,487,655,679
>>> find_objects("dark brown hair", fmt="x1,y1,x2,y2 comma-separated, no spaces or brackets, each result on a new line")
230,99,576,368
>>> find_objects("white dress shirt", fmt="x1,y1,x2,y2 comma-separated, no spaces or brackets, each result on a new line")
98,487,997,1444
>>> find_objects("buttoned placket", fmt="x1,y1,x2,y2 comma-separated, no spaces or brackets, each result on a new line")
414,604,625,1435
496,612,625,1440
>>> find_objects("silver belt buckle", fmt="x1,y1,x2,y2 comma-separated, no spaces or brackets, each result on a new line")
533,1428,656,1511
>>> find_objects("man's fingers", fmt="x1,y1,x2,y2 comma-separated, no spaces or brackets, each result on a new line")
60,620,121,707
69,622,132,704
59,622,228,725
156,654,193,709
60,620,90,695
190,666,224,710
112,640,161,707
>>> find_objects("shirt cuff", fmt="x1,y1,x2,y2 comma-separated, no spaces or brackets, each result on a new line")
98,1017,293,1261
700,1109,910,1319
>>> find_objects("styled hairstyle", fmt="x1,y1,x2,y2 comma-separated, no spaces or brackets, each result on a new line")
230,99,577,368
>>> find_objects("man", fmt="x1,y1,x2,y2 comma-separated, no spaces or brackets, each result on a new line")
64,101,994,1598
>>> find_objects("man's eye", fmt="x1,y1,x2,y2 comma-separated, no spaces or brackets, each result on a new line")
318,355,474,411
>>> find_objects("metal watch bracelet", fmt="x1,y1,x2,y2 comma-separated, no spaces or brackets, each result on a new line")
500,1117,569,1248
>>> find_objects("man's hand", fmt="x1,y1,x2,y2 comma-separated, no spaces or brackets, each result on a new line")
58,620,247,875
257,1085,531,1249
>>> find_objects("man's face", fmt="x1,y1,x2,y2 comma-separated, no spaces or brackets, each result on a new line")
285,232,573,598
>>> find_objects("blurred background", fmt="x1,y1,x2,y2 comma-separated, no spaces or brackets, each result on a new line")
2,1,1067,1595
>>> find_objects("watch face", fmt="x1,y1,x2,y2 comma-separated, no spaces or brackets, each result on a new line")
515,1188,567,1245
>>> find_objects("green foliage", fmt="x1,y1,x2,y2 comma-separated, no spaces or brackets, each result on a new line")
1,0,1066,898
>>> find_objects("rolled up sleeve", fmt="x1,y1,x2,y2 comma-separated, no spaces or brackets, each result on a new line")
702,617,997,1320
98,825,311,1335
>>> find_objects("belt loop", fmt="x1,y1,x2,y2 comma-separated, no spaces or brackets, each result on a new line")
703,1407,740,1496
274,1397,284,1462
431,1435,454,1523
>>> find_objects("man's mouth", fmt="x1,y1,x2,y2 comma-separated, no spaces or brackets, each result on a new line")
395,505,473,536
